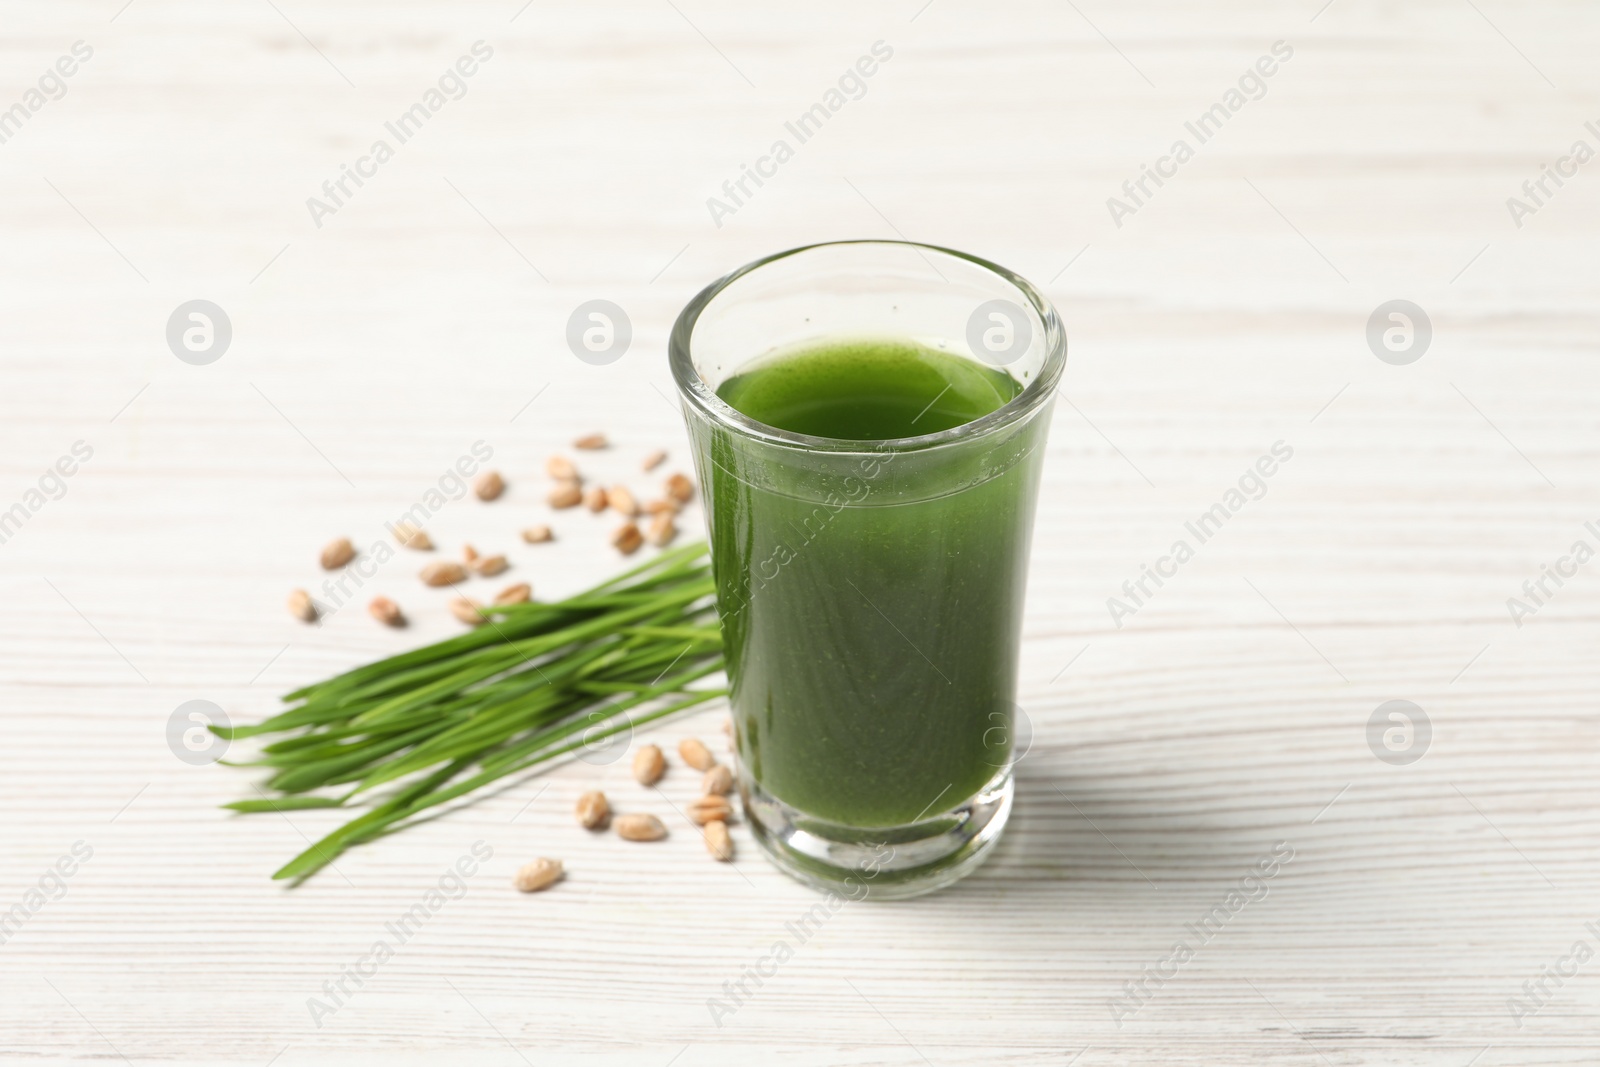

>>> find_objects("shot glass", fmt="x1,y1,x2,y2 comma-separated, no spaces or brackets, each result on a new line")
669,240,1066,899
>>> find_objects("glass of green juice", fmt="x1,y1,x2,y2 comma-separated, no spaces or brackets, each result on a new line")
669,240,1065,899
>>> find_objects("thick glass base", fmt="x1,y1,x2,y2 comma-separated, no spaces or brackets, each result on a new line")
742,766,1013,901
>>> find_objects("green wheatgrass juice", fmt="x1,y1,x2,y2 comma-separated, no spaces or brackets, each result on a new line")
705,337,1044,829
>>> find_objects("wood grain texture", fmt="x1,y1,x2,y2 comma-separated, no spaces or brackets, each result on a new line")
1,0,1597,1064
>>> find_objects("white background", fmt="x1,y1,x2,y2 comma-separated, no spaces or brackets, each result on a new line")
1,1,1597,1064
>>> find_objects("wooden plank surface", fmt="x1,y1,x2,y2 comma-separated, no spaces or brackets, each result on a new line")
1,0,1597,1063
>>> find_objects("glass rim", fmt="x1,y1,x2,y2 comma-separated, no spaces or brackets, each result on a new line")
668,239,1068,454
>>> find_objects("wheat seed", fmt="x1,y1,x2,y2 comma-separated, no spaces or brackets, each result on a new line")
449,598,486,626
513,857,563,892
665,473,694,505
704,819,733,862
612,522,643,555
678,738,715,771
392,522,433,550
609,485,639,517
689,795,733,825
287,589,318,623
474,471,505,501
632,744,665,785
471,554,509,578
702,764,733,796
368,596,405,627
320,537,355,570
575,790,609,830
420,561,468,587
615,814,667,842
493,583,532,606
646,513,677,547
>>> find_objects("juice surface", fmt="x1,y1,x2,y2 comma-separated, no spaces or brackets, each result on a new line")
716,337,1022,440
702,338,1044,828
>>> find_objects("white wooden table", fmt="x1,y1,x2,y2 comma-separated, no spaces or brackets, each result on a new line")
2,1,1596,1063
